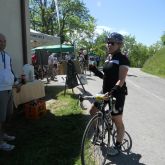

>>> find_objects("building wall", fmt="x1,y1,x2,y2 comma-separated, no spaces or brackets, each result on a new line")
0,0,30,77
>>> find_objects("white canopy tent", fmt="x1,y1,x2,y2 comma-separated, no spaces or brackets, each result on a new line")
30,29,60,48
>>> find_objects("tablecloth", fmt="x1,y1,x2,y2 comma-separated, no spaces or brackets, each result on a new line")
13,80,45,108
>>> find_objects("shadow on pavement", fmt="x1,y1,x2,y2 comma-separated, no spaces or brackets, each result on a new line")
44,85,65,100
77,86,93,96
106,152,146,165
127,74,138,77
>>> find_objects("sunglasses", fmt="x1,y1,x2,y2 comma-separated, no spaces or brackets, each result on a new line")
107,41,116,46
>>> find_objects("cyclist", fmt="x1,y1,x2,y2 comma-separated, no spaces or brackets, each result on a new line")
48,53,57,80
89,32,130,156
78,48,85,74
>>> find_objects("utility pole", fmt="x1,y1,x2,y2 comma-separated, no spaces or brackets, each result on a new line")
54,0,62,59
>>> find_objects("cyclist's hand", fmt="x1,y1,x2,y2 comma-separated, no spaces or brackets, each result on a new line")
103,92,109,101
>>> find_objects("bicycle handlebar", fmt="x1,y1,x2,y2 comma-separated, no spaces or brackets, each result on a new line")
79,94,113,102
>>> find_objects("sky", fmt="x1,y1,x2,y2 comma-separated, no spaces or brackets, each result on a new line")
82,0,165,46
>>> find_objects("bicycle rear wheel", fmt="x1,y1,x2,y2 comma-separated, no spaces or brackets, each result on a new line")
112,130,132,154
81,114,111,165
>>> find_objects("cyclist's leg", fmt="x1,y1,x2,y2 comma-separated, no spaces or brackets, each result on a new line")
108,94,126,155
111,93,125,143
107,115,124,156
89,101,100,116
112,114,125,144
50,64,54,80
54,64,58,77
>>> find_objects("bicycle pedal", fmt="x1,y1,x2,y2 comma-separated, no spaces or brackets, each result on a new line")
93,140,102,146
91,137,101,145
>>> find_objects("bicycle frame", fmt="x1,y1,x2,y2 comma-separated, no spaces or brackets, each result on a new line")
96,98,115,137
80,94,132,165
93,96,115,124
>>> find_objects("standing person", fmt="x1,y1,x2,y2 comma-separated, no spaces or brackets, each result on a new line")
0,33,20,151
88,56,96,76
31,53,39,79
31,53,37,65
48,53,56,80
78,49,85,74
53,53,58,78
96,56,101,68
65,52,71,61
89,32,130,156
83,50,88,73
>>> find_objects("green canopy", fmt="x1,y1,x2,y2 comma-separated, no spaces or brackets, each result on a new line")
33,44,74,53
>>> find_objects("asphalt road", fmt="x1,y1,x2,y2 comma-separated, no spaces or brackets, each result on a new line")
78,68,165,165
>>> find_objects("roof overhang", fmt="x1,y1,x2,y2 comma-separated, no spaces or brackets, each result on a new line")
30,29,60,48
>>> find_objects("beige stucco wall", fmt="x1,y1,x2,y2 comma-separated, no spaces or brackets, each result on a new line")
0,0,30,77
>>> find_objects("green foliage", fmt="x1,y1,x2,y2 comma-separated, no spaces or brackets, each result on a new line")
29,0,164,69
91,33,156,66
29,0,58,34
122,35,162,67
89,32,108,58
142,46,165,78
129,43,149,67
29,0,96,45
161,31,165,45
123,34,136,51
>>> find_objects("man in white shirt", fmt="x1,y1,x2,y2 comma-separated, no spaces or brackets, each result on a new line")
48,53,58,80
0,33,20,151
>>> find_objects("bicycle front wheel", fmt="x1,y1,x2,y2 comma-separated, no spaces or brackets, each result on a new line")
81,114,111,165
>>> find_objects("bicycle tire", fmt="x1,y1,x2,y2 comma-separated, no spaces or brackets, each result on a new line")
112,130,132,154
81,114,111,165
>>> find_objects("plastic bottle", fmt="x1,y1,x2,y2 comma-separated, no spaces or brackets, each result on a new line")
29,70,32,82
23,64,34,82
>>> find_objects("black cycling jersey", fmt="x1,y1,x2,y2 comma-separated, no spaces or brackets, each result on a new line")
102,52,130,93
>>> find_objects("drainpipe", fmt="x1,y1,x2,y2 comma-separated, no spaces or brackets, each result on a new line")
20,0,28,64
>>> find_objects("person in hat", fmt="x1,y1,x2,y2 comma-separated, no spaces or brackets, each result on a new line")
89,32,130,156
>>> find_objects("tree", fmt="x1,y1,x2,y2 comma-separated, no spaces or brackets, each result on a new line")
29,0,58,35
29,0,96,46
58,0,96,47
161,32,165,45
92,32,108,58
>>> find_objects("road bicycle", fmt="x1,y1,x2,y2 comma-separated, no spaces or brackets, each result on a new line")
79,94,132,165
